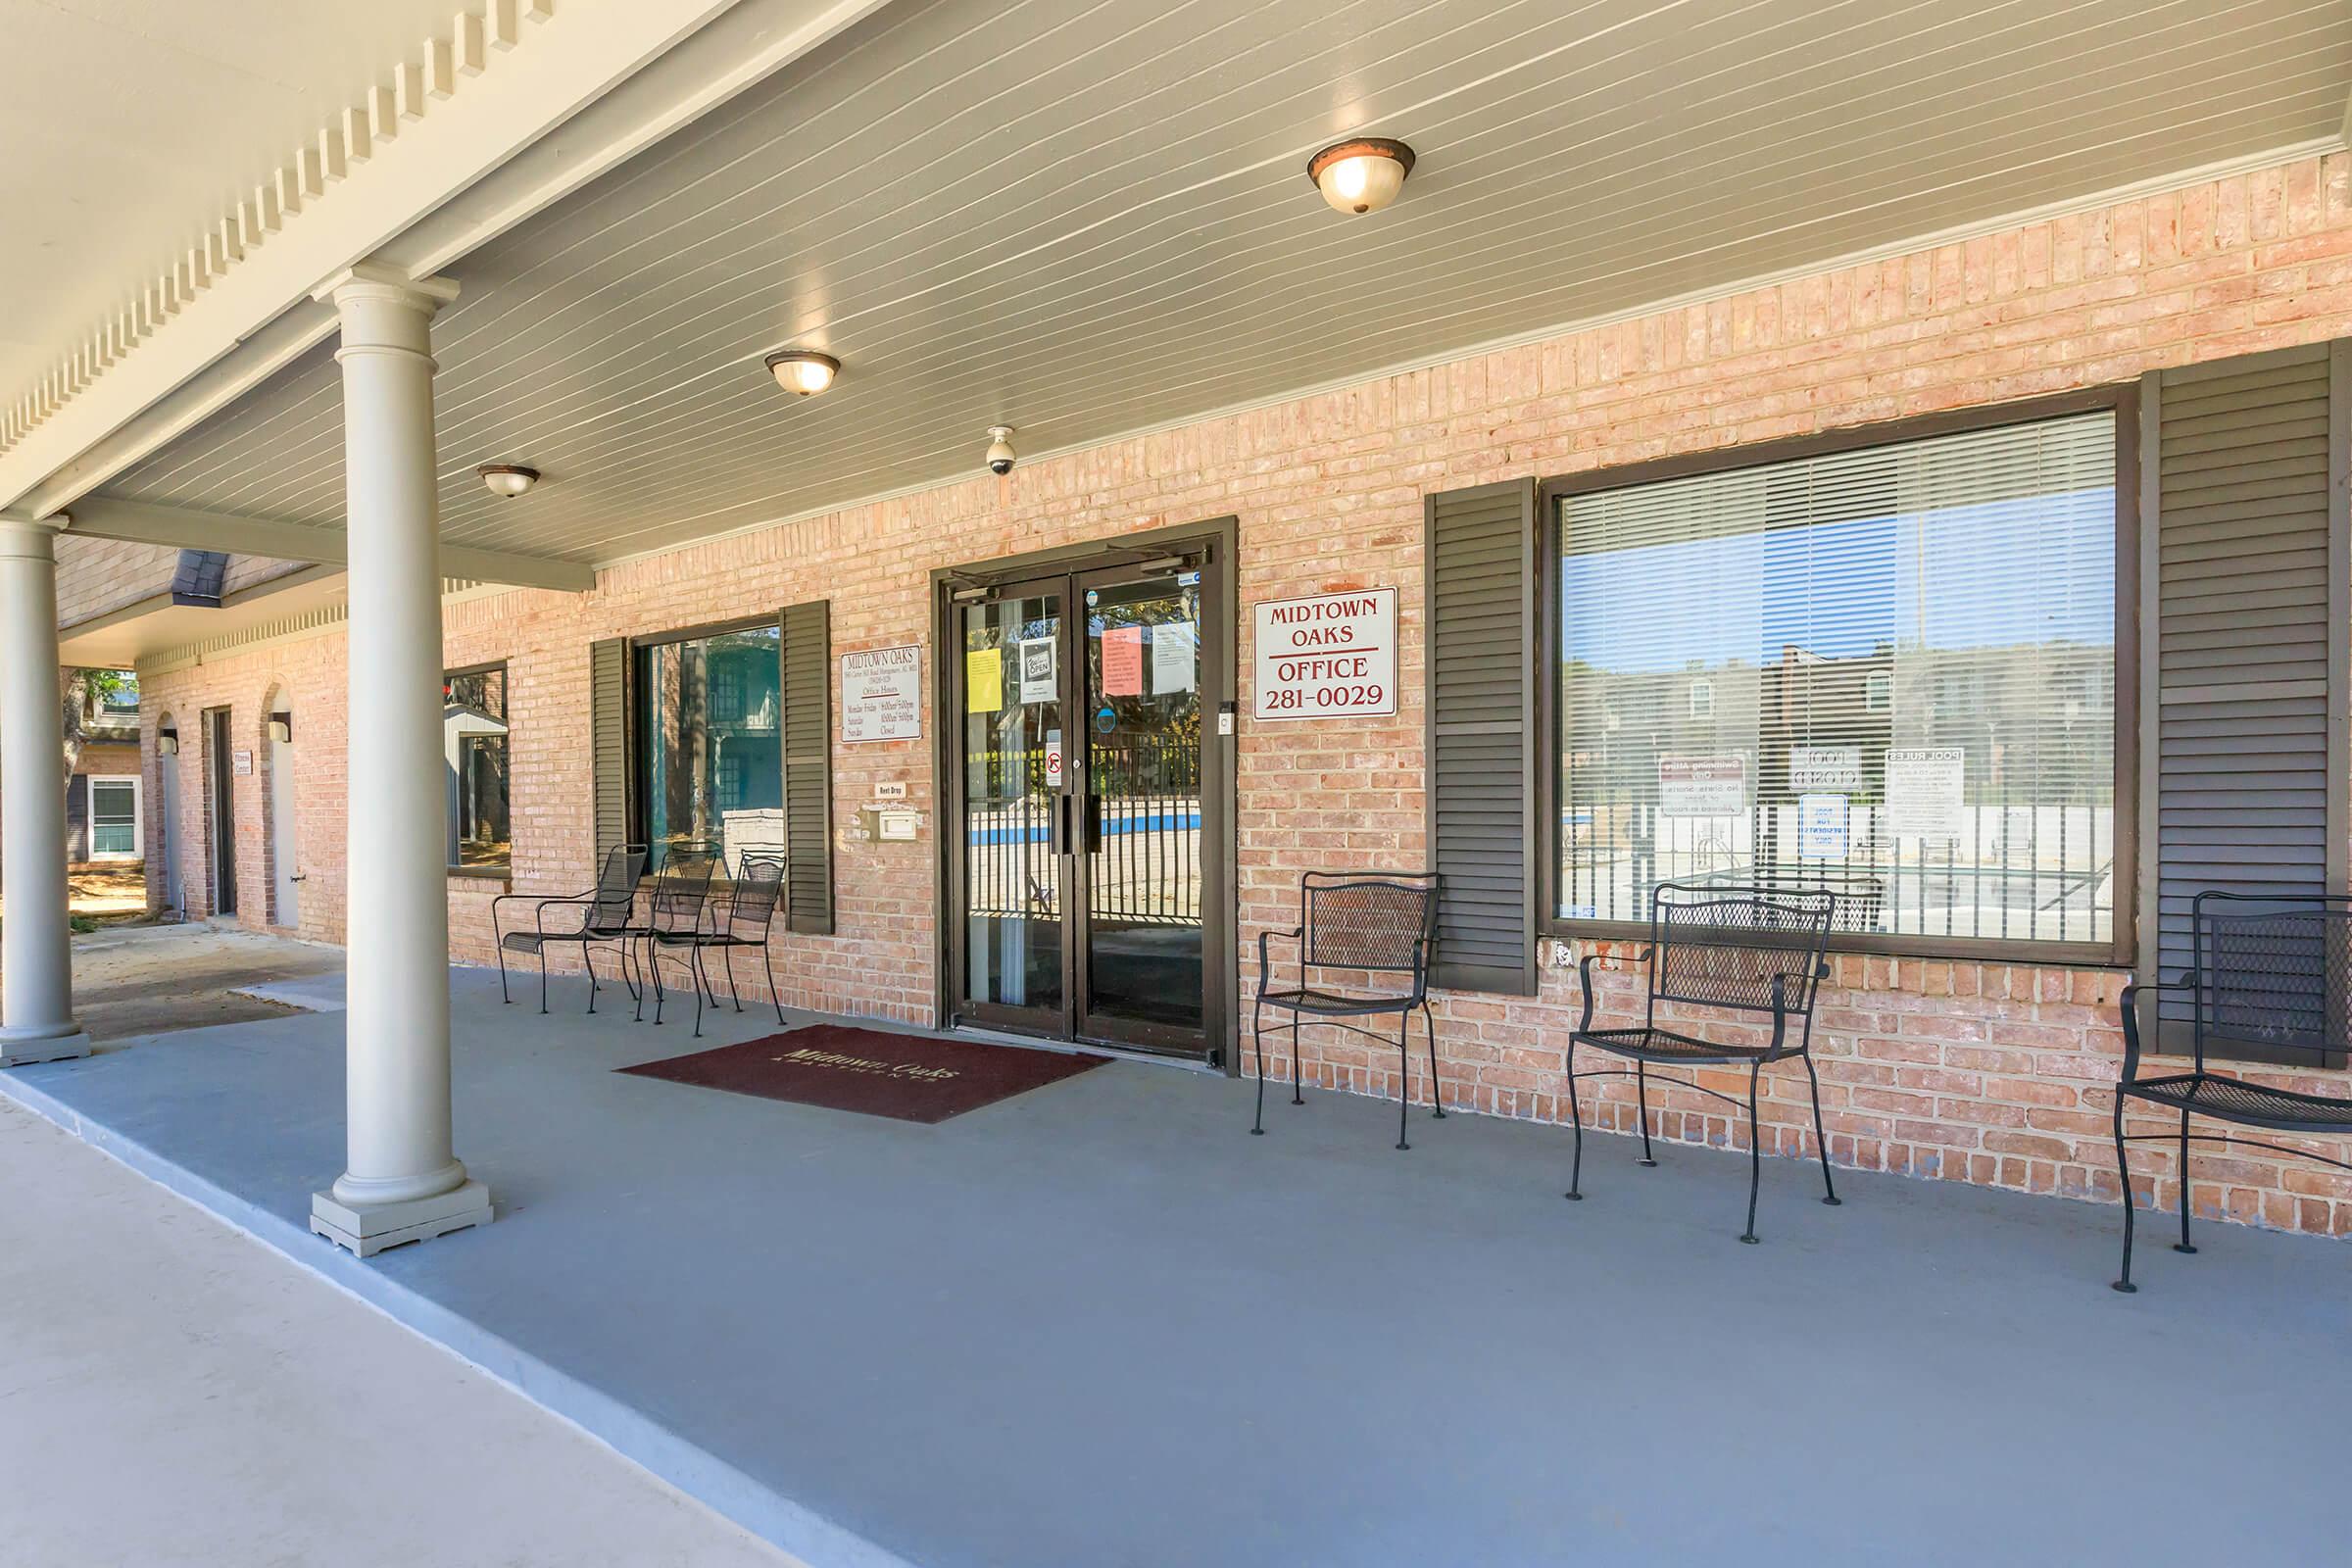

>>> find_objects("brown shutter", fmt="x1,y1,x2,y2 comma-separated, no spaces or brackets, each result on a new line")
2141,341,2352,1037
779,600,834,935
1424,478,1539,994
589,637,631,865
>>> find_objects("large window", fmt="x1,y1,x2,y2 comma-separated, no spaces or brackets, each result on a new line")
1550,405,2123,956
636,622,782,870
445,664,512,871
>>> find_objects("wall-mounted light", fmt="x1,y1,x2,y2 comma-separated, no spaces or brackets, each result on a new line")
157,728,179,756
269,712,293,744
1306,137,1415,215
478,464,539,498
763,349,840,396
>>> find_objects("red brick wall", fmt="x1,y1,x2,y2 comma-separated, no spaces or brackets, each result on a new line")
142,153,2352,1239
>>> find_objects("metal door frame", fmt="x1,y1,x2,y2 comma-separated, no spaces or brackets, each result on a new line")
934,517,1239,1068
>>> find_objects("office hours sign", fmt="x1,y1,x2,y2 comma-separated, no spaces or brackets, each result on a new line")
840,645,922,743
1252,588,1396,720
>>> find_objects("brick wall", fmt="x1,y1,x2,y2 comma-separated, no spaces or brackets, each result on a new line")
142,153,2352,1240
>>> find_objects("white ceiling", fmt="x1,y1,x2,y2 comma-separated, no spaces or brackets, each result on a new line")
87,0,2352,567
0,0,460,395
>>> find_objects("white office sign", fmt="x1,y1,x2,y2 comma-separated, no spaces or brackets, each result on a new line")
1797,794,1849,860
1252,588,1396,720
1658,754,1745,817
1886,748,1966,839
840,645,922,744
1789,744,1862,793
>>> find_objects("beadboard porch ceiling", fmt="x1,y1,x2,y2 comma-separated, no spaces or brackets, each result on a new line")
83,0,2352,570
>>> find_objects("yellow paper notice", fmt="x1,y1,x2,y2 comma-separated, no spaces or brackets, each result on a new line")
965,648,1004,712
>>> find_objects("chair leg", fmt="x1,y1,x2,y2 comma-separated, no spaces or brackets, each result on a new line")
1740,1061,1763,1245
761,945,783,1025
1395,1011,1411,1152
538,945,550,1015
2112,1090,2138,1293
1563,1038,1584,1200
724,945,743,1013
1636,1060,1657,1165
652,947,667,1026
1291,1012,1303,1106
691,947,708,1039
497,943,512,1004
1250,998,1268,1136
1804,1052,1839,1206
1423,1003,1445,1119
583,944,599,1015
2174,1108,2197,1254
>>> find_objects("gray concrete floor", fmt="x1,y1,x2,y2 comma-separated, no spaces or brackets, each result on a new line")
5,969,2349,1566
0,1098,798,1568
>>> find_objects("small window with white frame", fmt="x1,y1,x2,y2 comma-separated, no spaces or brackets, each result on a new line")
87,775,141,859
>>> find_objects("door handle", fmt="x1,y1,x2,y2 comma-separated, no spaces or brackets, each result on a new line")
1084,793,1102,853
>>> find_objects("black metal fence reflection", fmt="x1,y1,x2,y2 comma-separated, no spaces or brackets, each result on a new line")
964,739,1201,927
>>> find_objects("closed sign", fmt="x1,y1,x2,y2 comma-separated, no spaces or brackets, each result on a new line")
1252,588,1396,720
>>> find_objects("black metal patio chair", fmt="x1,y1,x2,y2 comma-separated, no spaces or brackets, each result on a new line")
492,843,649,1014
648,850,789,1035
2111,891,2352,1293
636,843,723,1033
1566,881,1839,1244
1250,870,1441,1151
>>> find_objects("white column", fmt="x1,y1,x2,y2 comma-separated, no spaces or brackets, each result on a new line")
307,263,491,1257
0,515,91,1066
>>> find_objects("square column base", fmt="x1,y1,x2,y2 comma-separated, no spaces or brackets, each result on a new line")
0,1028,92,1067
311,1178,493,1257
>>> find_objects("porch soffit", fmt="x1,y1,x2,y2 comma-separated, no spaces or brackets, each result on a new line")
34,0,2352,575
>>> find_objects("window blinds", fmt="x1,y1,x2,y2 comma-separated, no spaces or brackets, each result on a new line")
1555,409,2119,952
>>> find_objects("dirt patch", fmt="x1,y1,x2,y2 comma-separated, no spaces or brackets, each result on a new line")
0,924,344,1045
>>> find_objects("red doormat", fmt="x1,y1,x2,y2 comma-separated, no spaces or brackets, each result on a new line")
615,1024,1109,1123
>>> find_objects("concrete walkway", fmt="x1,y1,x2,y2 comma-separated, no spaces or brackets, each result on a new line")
0,1098,796,1568
4,970,2348,1566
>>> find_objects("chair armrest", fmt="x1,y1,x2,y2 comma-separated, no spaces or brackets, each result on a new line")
2117,976,2197,1080
1576,946,1651,1032
1256,926,1302,992
491,886,588,940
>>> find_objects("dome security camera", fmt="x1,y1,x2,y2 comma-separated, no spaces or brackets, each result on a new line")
985,425,1017,476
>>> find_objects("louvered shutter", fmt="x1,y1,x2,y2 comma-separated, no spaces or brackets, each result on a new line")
1425,478,1539,994
589,637,630,866
779,600,834,935
2143,341,2351,1035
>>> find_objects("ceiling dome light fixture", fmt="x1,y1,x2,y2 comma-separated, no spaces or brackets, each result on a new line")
1306,136,1415,215
764,348,841,396
477,463,540,498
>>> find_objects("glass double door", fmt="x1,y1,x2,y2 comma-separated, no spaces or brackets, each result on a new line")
953,561,1210,1055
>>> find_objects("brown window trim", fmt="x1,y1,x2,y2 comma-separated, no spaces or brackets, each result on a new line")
1534,382,2141,968
628,614,783,858
444,660,514,876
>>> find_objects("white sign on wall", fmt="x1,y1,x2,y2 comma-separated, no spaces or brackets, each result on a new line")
1252,588,1396,720
1797,794,1849,860
840,645,922,744
1789,744,1862,792
1885,748,1966,839
1658,754,1745,817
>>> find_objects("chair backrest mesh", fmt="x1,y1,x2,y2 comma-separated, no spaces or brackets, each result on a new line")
592,844,648,926
1647,883,1836,1016
1301,872,1437,973
2196,894,2352,1067
729,853,787,933
649,844,718,932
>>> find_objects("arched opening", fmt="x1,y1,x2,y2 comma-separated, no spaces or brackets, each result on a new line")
259,682,301,930
154,709,184,917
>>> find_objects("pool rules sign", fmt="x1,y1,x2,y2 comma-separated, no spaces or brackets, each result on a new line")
1252,588,1396,720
